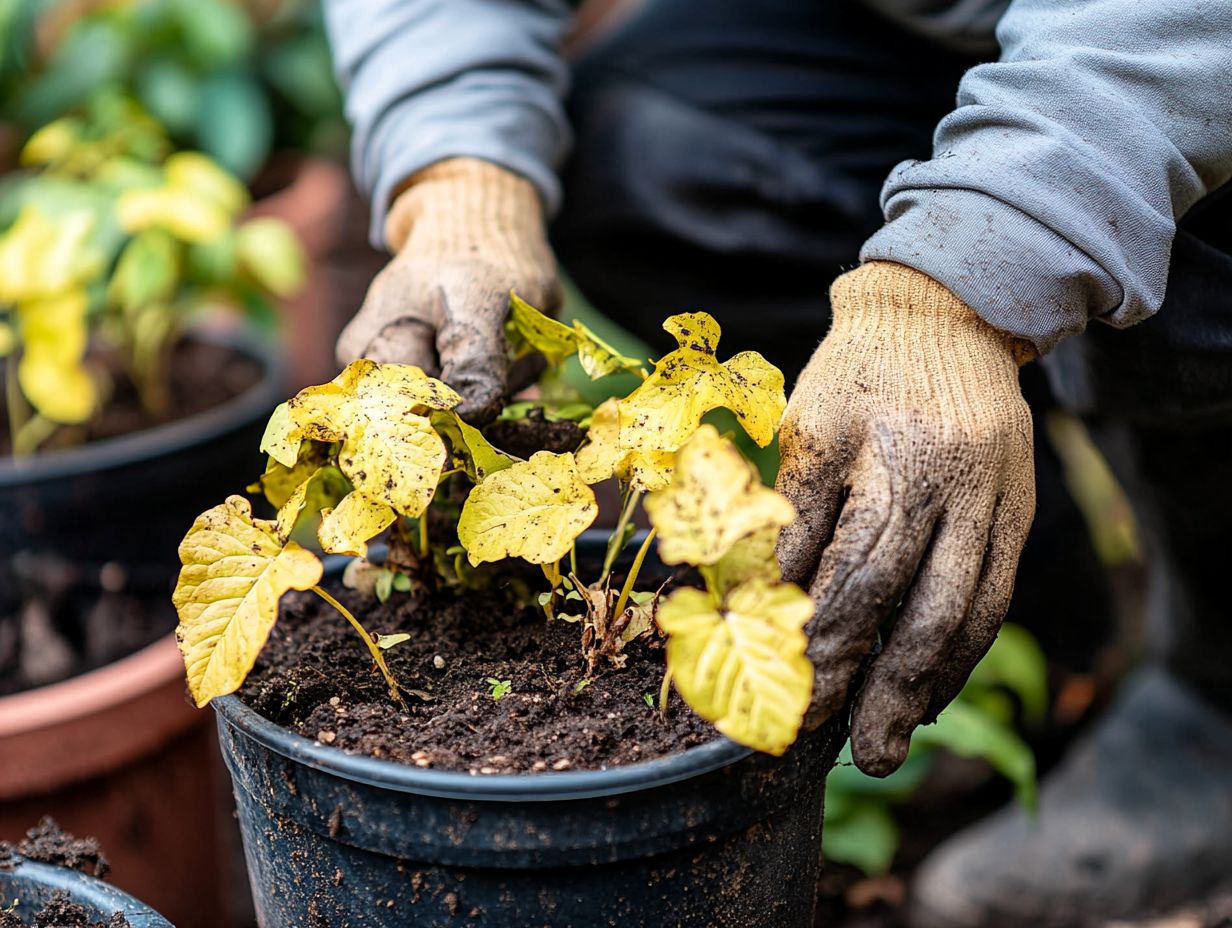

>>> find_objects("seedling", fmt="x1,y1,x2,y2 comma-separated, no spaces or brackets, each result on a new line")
172,295,817,755
487,678,513,701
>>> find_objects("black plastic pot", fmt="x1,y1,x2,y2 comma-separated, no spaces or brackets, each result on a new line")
0,854,173,927
214,548,845,928
0,331,283,640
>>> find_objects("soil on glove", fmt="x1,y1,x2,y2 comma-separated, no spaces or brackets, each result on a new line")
0,337,261,456
0,893,130,928
240,577,714,773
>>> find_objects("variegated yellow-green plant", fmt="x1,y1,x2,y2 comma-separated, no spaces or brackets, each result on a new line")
172,295,817,755
1,96,305,456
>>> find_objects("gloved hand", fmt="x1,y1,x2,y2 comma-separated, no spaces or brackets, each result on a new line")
337,157,562,423
776,261,1036,776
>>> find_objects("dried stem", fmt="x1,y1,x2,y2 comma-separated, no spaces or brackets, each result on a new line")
312,585,408,711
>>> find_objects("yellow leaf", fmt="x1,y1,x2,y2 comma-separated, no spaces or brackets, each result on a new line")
15,290,95,424
457,451,598,565
259,402,304,468
317,491,397,558
0,322,14,357
236,217,305,297
659,579,814,755
430,409,517,482
645,424,794,567
249,440,335,509
20,117,82,167
701,527,781,599
164,152,249,216
507,293,644,379
173,496,323,707
0,206,100,302
620,312,786,449
575,398,674,492
117,187,231,243
287,361,460,517
273,465,351,541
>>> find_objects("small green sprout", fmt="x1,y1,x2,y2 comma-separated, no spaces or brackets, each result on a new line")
486,678,512,701
643,693,655,709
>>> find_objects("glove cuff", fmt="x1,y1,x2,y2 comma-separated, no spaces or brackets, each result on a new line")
831,261,1036,366
384,157,546,255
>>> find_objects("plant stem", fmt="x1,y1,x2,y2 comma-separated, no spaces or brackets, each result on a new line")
569,542,578,579
540,559,561,619
312,585,408,711
417,515,430,559
659,666,673,718
601,487,642,582
614,527,656,617
14,414,57,456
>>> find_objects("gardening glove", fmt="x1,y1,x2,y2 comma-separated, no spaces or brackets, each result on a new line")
776,261,1037,777
337,157,562,424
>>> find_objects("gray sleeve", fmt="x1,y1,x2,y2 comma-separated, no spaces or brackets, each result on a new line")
323,0,573,248
859,0,1007,54
860,0,1232,353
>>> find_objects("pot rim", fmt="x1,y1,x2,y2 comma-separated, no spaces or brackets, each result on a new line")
214,693,752,803
0,327,283,488
0,855,173,927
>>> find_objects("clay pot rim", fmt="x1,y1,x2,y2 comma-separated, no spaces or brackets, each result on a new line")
0,328,284,488
0,633,185,739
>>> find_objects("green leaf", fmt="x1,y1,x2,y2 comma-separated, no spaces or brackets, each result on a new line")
171,0,255,70
109,228,179,311
136,57,200,136
964,623,1049,725
914,700,1038,809
822,798,900,876
259,402,302,468
377,632,410,650
236,217,306,298
195,72,272,181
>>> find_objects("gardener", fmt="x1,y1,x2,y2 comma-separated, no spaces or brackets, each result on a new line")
324,1,1232,924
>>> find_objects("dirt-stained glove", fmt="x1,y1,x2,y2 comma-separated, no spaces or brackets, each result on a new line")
776,261,1037,777
337,157,562,423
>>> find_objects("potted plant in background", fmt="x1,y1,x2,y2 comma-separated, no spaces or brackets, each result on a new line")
0,88,303,928
170,298,843,927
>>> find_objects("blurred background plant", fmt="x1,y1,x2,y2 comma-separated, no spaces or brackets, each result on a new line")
0,0,346,179
0,91,305,456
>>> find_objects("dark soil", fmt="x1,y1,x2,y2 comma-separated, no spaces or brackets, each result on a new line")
484,408,585,459
0,337,262,456
0,893,129,928
240,577,713,773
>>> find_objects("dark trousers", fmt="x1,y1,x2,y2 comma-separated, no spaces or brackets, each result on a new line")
552,0,1232,710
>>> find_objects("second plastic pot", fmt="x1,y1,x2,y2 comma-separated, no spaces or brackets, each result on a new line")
0,853,173,927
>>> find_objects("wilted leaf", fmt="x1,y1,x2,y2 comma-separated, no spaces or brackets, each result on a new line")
430,409,517,482
0,205,101,302
658,579,813,755
507,293,644,379
701,527,781,599
173,496,323,707
457,451,598,565
287,361,460,517
164,151,249,216
117,186,231,244
318,490,397,558
249,440,335,509
273,465,350,541
620,312,785,448
646,425,794,567
259,402,303,468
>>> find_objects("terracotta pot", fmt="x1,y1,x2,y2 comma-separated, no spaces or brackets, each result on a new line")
0,636,218,927
247,154,354,389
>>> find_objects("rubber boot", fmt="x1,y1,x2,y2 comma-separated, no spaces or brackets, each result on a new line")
910,667,1232,928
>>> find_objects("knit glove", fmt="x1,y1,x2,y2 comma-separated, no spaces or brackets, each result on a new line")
337,158,562,423
776,261,1036,776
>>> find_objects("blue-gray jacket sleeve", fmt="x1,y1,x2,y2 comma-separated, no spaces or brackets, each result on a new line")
323,0,573,247
861,0,1232,353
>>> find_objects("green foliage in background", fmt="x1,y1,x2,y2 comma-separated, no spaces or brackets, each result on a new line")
0,0,345,180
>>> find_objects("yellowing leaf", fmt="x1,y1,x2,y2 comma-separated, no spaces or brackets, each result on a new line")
117,186,231,243
620,312,785,448
701,527,781,599
659,579,814,755
508,293,644,379
0,205,100,303
575,398,674,492
109,228,179,311
20,118,82,167
318,491,397,558
0,322,15,357
173,496,323,707
259,402,303,468
430,409,516,482
164,152,249,216
273,464,350,541
15,289,95,424
288,361,460,518
645,425,794,567
236,217,305,297
457,451,598,565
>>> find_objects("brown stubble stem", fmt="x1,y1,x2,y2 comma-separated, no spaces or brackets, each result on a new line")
311,585,408,712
